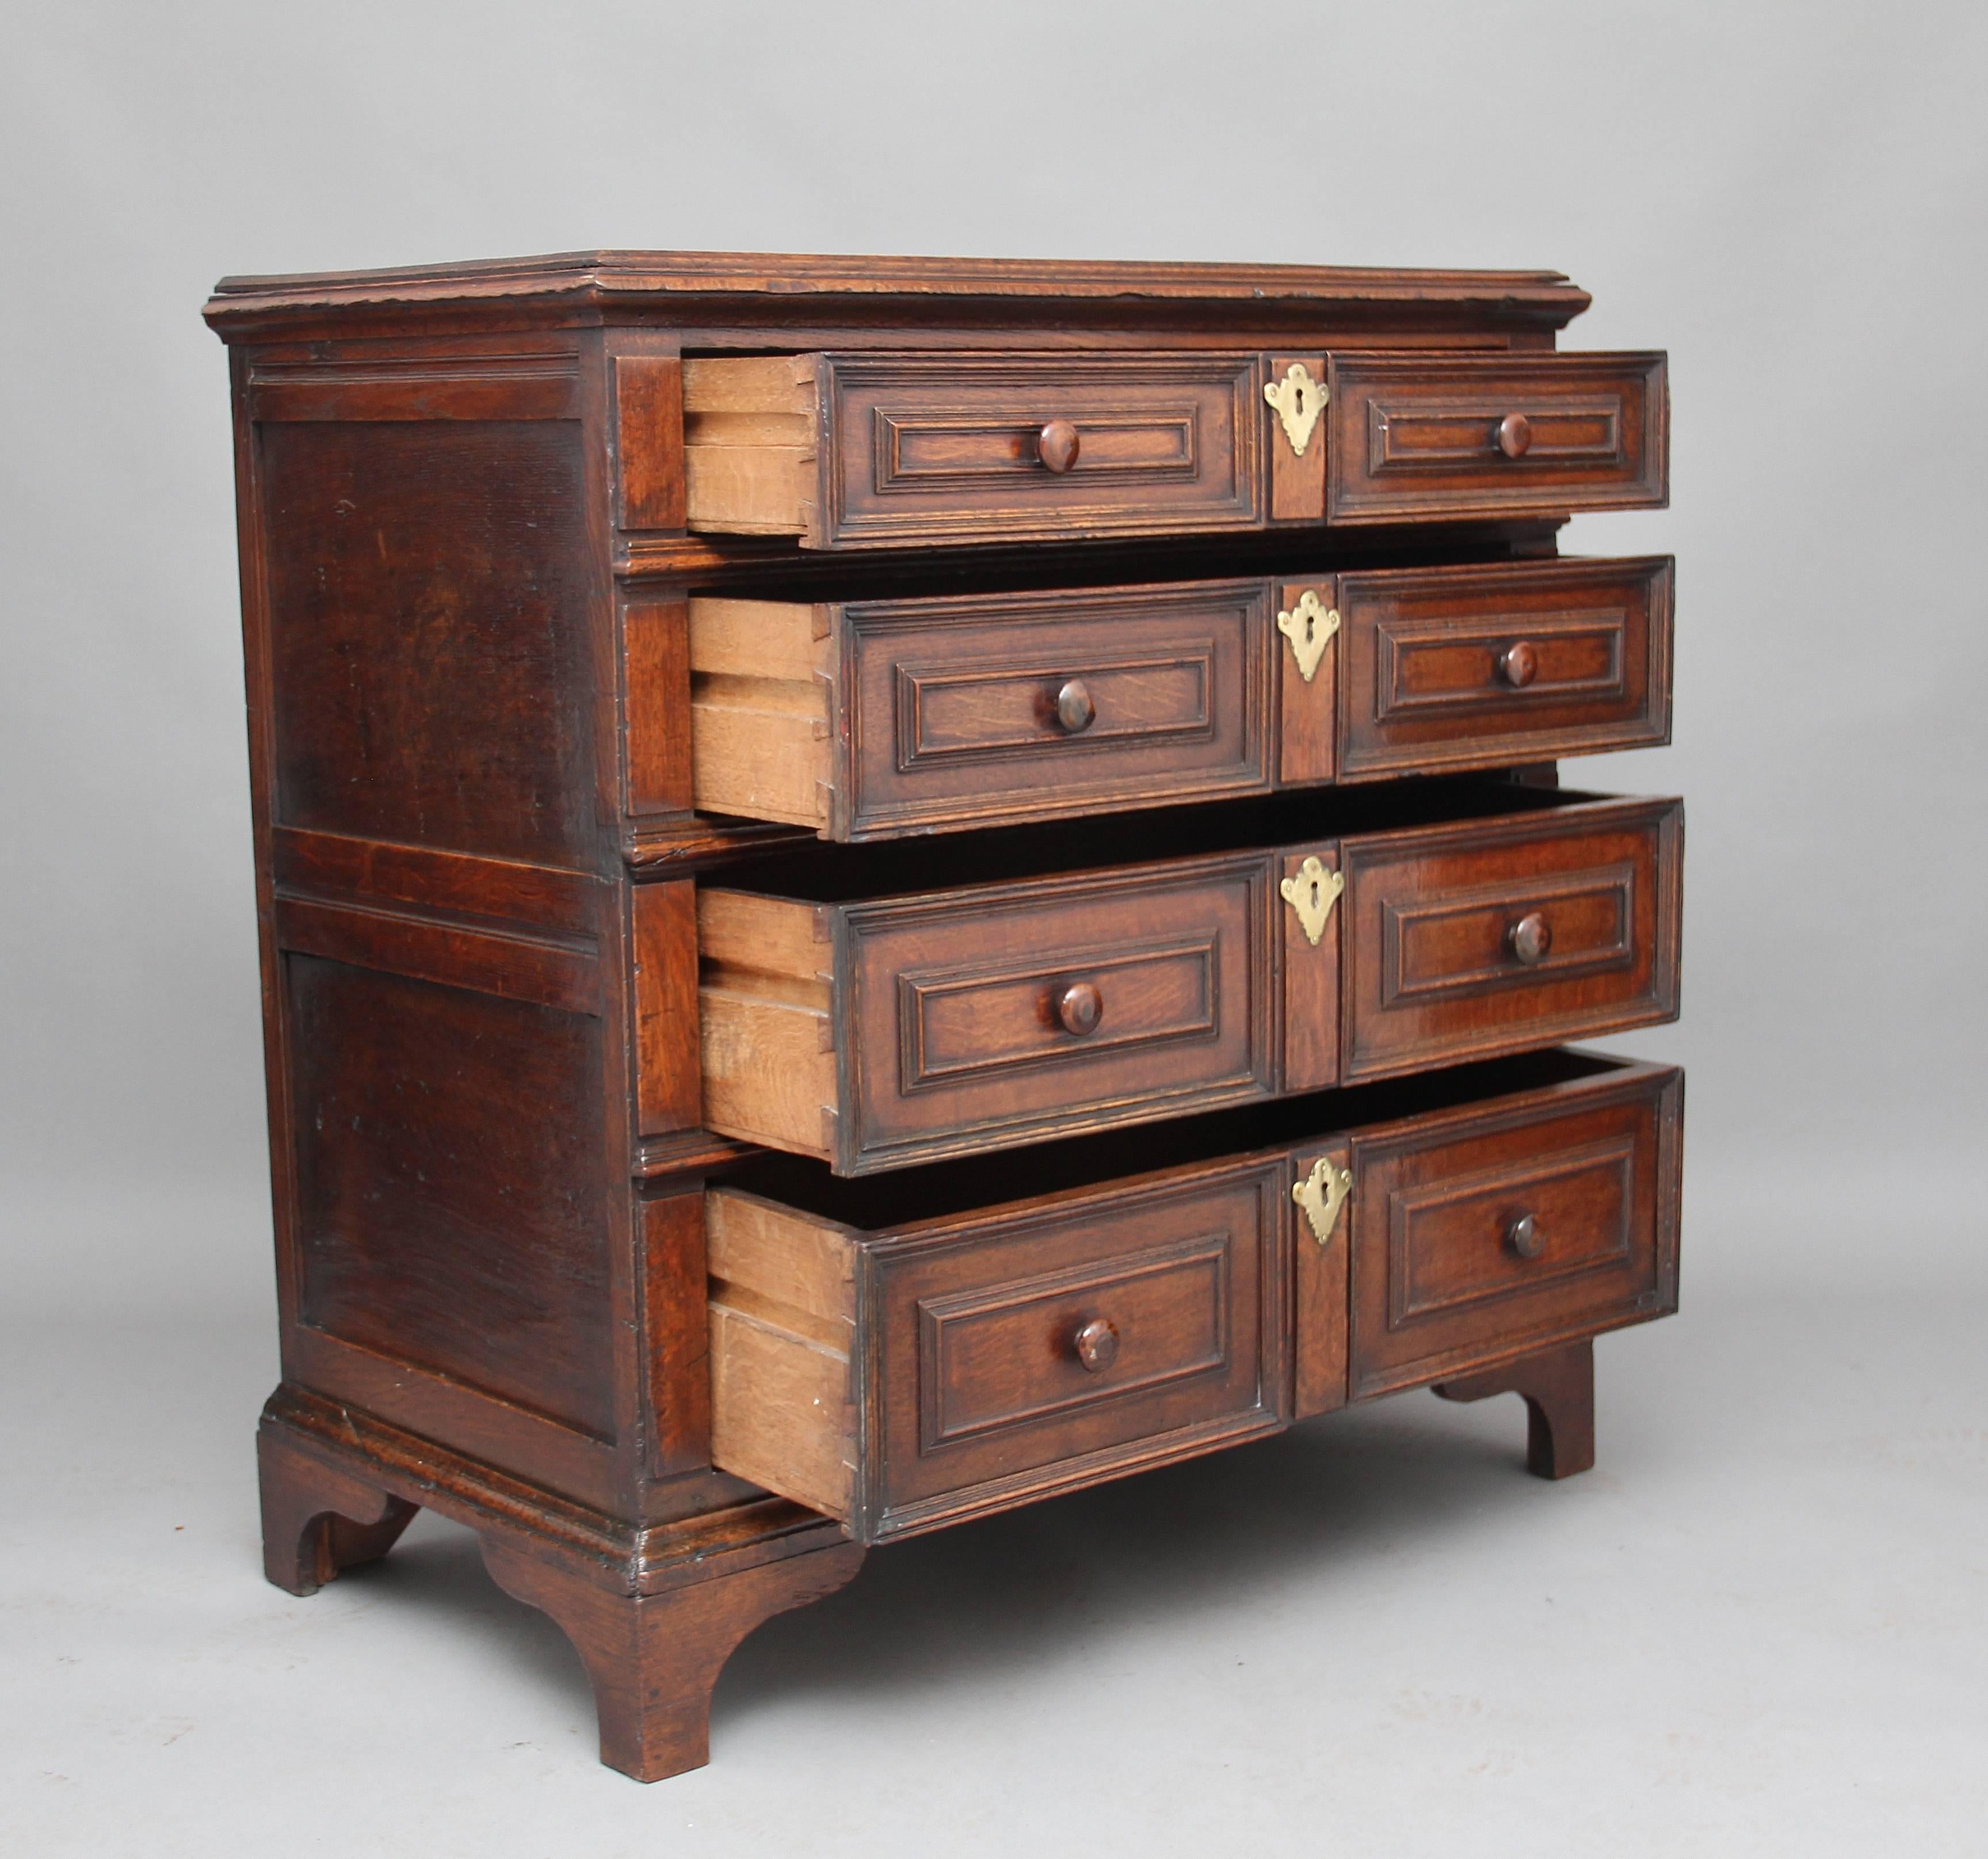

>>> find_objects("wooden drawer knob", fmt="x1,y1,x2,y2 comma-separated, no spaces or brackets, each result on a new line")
1037,419,1081,473
1506,1213,1544,1259
1072,1316,1120,1372
1497,641,1539,688
1054,678,1096,733
1496,412,1533,458
1508,912,1553,965
1055,981,1104,1037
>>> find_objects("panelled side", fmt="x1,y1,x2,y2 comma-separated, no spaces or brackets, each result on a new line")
237,341,640,1510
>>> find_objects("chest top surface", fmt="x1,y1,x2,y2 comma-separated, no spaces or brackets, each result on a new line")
203,248,1594,341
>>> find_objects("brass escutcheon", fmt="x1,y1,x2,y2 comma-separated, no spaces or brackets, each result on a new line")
1276,589,1340,683
1293,1156,1353,1246
1280,854,1344,946
1264,361,1329,456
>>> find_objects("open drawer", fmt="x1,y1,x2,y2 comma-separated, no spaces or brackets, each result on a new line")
682,557,1673,839
669,349,1668,549
704,1050,1682,1541
693,781,1682,1175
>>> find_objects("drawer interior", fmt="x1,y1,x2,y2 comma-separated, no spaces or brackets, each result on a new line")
710,776,1604,906
716,1047,1632,1232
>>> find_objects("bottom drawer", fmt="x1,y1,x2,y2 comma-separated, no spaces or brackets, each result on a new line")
708,1160,1288,1543
707,1050,1680,1542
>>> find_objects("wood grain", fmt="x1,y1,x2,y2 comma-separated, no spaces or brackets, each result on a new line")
640,1187,711,1480
624,597,695,817
1326,352,1669,524
613,351,686,532
212,248,1680,1780
1292,1144,1352,1418
633,881,700,1135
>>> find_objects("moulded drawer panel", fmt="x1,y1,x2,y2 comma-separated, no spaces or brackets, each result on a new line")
683,352,1266,548
1346,1066,1682,1396
705,1159,1288,1543
705,1054,1682,1538
693,793,1681,1175
1325,352,1668,524
842,856,1279,1172
839,583,1272,837
1334,557,1674,780
1337,797,1682,1081
682,562,1674,841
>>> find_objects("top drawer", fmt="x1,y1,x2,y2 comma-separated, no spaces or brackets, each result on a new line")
1323,353,1669,525
675,350,1668,548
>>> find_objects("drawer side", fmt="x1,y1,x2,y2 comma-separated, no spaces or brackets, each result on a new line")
697,889,839,1160
707,1186,861,1523
682,355,818,538
688,599,833,829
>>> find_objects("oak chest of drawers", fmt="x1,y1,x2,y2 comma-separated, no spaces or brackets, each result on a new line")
205,250,1681,1782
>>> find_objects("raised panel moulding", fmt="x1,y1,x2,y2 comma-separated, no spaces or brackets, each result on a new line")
1388,1139,1638,1328
916,1233,1233,1448
1380,864,1637,1007
895,936,1220,1091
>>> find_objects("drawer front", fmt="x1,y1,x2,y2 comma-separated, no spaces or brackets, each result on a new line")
839,581,1273,838
820,353,1265,547
1334,558,1673,780
842,856,1277,1172
1348,1068,1681,1396
1339,798,1681,1080
869,1160,1287,1537
1325,353,1667,524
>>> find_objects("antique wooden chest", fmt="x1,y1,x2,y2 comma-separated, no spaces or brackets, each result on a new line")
205,251,1680,1780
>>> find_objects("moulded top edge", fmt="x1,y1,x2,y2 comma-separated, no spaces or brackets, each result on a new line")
203,248,1593,329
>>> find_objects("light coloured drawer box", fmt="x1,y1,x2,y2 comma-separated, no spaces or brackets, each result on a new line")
683,557,1674,840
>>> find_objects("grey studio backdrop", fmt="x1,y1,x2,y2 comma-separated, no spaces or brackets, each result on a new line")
3,2,1985,1853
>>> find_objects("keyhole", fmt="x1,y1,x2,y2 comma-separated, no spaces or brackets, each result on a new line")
1306,877,1323,912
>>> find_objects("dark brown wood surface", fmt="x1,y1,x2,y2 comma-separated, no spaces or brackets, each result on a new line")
205,249,1594,337
673,347,1668,551
697,789,1681,1174
1333,557,1674,780
259,415,596,867
1291,1141,1353,1419
1339,795,1682,1081
838,852,1279,1173
704,1055,1680,1535
674,560,1672,841
831,580,1275,836
1348,1068,1682,1397
706,1152,1293,1544
1435,1339,1597,1480
257,1391,861,1782
210,249,1681,1778
1325,352,1669,524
